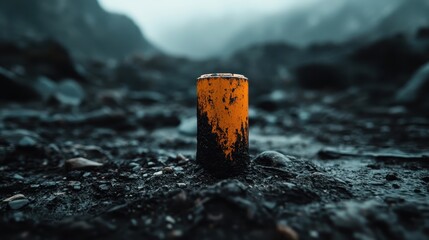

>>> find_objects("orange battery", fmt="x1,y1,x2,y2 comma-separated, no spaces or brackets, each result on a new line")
197,73,249,177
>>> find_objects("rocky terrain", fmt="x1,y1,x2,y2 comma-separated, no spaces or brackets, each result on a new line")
1,1,429,239
0,0,157,59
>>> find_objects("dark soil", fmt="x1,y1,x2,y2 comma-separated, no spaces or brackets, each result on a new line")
1,87,428,240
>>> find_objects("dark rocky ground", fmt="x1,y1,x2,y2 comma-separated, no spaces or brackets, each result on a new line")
1,78,429,239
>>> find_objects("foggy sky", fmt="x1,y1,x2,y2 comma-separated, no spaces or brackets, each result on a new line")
99,0,318,59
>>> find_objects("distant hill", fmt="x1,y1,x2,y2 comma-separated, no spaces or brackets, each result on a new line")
365,0,429,40
0,0,158,59
220,0,429,56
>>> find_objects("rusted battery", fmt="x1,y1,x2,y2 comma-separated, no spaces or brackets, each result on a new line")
197,73,249,177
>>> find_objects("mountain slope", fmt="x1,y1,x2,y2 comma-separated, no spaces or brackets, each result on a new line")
0,0,157,59
221,0,409,55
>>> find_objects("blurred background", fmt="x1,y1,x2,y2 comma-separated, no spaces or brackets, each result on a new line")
0,0,429,110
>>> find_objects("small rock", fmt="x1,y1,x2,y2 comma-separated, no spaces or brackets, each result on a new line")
18,136,37,147
153,171,163,176
8,198,30,210
178,117,197,136
82,172,91,178
130,218,138,227
12,174,24,180
65,157,103,170
169,229,183,238
165,216,175,224
176,154,189,162
276,221,299,240
33,76,57,101
386,173,400,181
129,162,139,168
177,183,187,188
253,151,293,167
3,194,26,202
99,184,109,191
263,201,276,210
392,183,400,189
309,230,319,238
163,166,174,174
54,79,85,106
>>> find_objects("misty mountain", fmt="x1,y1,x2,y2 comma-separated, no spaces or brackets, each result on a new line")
220,0,428,56
0,0,157,59
365,0,429,40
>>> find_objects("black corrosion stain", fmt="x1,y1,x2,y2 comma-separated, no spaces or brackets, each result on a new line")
197,109,249,178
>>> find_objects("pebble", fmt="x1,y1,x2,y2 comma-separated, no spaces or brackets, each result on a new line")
65,157,103,170
177,183,187,188
3,194,26,202
165,215,176,224
169,229,184,238
12,174,24,180
276,221,299,240
176,153,188,161
253,151,293,167
178,117,197,136
153,171,163,176
54,79,85,106
129,162,139,168
33,76,57,101
8,198,30,210
163,166,174,174
99,184,109,191
18,136,37,147
309,230,319,238
130,218,138,227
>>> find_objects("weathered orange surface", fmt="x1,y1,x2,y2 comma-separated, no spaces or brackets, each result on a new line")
197,75,248,160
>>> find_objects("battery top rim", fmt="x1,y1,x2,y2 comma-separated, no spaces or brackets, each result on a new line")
197,73,248,80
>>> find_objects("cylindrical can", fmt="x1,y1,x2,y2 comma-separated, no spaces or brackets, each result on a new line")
197,73,249,177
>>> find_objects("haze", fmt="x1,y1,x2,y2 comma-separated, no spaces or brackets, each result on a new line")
99,0,318,59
